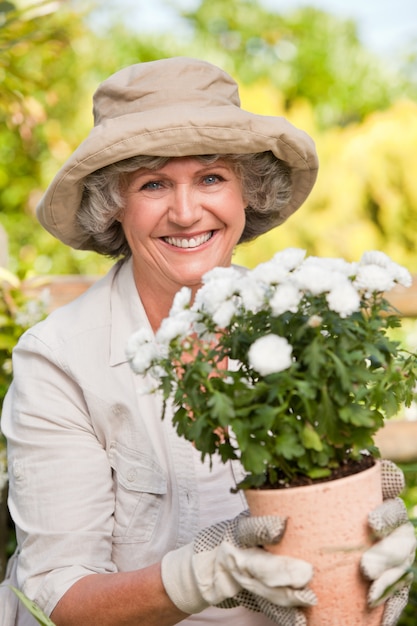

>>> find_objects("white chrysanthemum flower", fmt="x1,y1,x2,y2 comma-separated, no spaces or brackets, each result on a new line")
127,341,159,375
193,282,231,315
293,265,341,295
194,267,240,315
156,312,194,345
202,265,242,284
169,287,192,316
126,327,154,359
302,255,355,277
394,266,412,288
360,251,411,288
271,248,306,271
248,334,293,376
360,250,393,268
126,327,159,374
212,299,237,327
353,265,395,295
237,274,266,312
249,259,290,286
269,282,302,315
326,282,361,317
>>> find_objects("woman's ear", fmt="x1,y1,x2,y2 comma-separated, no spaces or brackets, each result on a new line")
115,205,125,223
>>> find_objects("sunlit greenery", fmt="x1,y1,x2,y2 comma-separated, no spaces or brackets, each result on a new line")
179,0,414,126
1,0,417,275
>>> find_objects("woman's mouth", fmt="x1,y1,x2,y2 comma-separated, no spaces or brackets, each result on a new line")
163,231,214,249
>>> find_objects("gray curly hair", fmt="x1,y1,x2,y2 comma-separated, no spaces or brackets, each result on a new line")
77,152,292,259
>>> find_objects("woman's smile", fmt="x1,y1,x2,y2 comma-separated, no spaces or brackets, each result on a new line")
162,230,214,249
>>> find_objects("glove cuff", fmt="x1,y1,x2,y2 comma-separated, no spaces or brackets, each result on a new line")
161,543,209,615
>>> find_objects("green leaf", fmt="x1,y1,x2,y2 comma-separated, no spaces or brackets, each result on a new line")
303,336,327,378
11,587,56,626
240,443,271,475
301,423,323,451
328,352,351,393
307,467,332,479
274,429,305,459
339,404,376,427
207,390,235,425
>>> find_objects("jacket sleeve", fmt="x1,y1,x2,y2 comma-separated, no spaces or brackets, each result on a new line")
2,329,117,617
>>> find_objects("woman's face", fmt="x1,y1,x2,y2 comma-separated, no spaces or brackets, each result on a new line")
120,156,246,299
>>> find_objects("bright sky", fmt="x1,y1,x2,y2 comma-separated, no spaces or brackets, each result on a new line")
271,0,417,57
96,0,416,59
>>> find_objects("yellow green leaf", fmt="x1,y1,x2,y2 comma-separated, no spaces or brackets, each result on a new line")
11,587,56,626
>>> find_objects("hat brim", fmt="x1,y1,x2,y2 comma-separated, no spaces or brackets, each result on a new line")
37,106,318,249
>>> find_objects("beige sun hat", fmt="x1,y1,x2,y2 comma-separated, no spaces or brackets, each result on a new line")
37,56,319,250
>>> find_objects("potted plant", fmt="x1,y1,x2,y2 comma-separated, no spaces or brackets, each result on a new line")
127,248,417,625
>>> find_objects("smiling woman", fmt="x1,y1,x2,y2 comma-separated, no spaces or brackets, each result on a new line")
120,157,247,320
1,56,414,626
77,152,293,326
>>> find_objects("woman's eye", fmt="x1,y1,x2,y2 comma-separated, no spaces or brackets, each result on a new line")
203,174,223,185
141,180,162,191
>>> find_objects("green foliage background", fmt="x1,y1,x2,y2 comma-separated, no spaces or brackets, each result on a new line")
1,0,417,277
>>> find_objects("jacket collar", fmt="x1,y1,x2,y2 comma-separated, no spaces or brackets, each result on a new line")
109,258,154,367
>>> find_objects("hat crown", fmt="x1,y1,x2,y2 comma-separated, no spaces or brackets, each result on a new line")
93,57,241,125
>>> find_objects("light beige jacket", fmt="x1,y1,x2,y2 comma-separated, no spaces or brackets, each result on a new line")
1,259,274,625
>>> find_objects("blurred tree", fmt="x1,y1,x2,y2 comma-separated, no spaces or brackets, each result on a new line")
1,0,416,277
0,0,108,275
179,0,415,128
234,98,417,272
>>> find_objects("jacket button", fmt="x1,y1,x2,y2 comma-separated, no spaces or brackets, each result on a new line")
126,468,137,482
12,462,23,479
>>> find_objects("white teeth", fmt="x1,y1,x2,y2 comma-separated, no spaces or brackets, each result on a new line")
164,232,212,248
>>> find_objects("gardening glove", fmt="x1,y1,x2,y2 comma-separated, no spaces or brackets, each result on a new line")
361,460,417,626
161,511,316,625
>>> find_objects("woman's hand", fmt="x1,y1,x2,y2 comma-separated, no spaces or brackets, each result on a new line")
361,460,416,626
161,511,316,625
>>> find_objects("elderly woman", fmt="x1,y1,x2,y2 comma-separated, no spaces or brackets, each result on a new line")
0,57,414,626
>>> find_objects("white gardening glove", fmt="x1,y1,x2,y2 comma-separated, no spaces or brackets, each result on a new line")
161,511,316,625
361,460,416,626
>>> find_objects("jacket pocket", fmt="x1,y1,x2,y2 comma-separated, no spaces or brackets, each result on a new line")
109,442,167,543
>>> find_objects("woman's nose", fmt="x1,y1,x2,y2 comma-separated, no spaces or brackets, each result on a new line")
168,185,202,225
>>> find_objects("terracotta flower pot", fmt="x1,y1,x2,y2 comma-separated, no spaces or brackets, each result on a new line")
245,461,385,626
